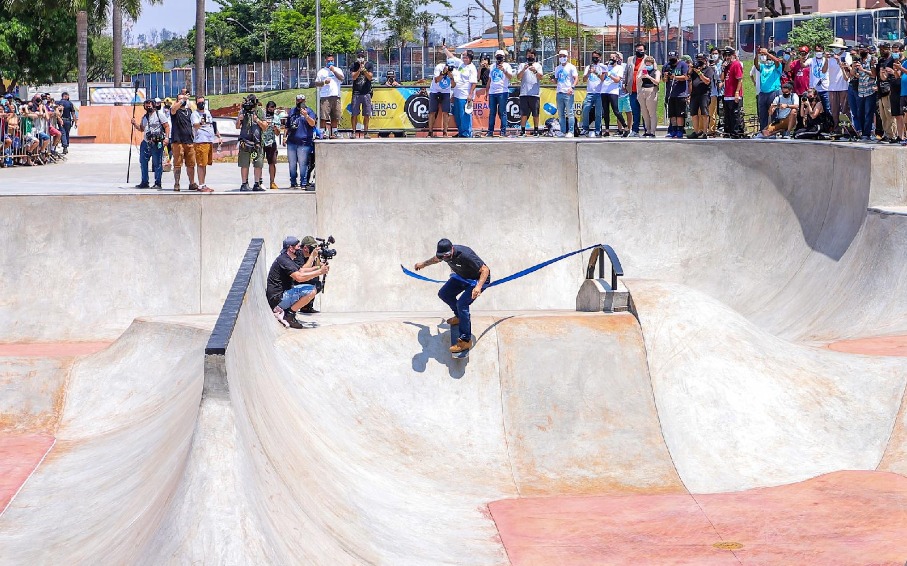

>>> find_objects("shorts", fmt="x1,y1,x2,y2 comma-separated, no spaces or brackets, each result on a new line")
320,96,341,122
276,284,317,310
264,143,278,165
194,142,213,167
172,142,196,168
902,96,907,117
891,91,903,116
237,146,264,169
667,97,688,118
429,92,451,114
351,94,372,117
519,95,540,118
618,94,631,113
689,94,709,116
36,132,50,142
49,127,61,137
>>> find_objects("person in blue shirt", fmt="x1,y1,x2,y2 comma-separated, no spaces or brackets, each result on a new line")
754,47,783,131
286,93,317,189
662,51,689,138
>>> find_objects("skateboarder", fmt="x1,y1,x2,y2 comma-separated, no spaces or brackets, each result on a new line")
414,239,491,353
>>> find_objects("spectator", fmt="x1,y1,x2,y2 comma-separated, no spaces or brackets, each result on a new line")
262,101,281,189
57,92,77,154
350,50,374,138
130,98,170,190
790,46,811,98
850,47,878,141
636,55,660,137
581,50,605,137
429,55,456,137
444,45,478,138
898,53,907,144
486,49,513,137
806,44,831,121
316,54,344,139
663,51,689,138
478,55,491,89
755,47,783,131
623,43,647,136
877,42,901,142
191,95,220,193
708,47,724,135
286,94,317,190
554,49,578,137
722,47,745,138
689,52,714,138
602,52,628,136
384,72,401,87
826,38,852,130
235,94,268,191
169,92,197,191
757,82,798,138
162,97,174,171
517,47,543,136
794,87,829,138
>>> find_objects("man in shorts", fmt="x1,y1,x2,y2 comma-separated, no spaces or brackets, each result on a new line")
758,82,799,138
429,56,456,137
235,95,268,191
663,51,689,138
349,50,374,138
518,47,543,135
262,101,281,188
191,95,220,192
316,54,344,139
688,52,714,138
169,92,198,191
266,236,329,329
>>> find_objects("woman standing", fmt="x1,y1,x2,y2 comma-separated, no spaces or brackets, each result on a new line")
600,52,629,136
636,56,660,137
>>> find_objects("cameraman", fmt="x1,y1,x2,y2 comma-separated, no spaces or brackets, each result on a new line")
349,50,374,138
267,236,329,329
235,95,268,192
130,98,170,190
688,53,714,138
294,236,325,313
191,95,220,192
286,94,317,189
429,56,457,137
662,51,689,138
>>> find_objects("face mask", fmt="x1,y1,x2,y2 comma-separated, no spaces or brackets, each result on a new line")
783,53,791,61
894,52,902,60
645,65,654,71
527,57,535,62
327,61,334,67
609,58,616,64
815,52,824,59
669,57,677,64
559,56,567,64
197,102,205,110
832,48,841,55
496,55,504,62
592,57,600,63
782,90,791,96
860,51,868,58
710,54,719,61
297,102,304,108
357,57,364,63
759,55,767,62
636,50,645,57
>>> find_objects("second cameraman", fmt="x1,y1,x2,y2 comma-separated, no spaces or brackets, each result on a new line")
294,236,327,313
235,95,269,192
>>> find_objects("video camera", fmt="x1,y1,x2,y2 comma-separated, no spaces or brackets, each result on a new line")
315,235,337,262
241,94,258,114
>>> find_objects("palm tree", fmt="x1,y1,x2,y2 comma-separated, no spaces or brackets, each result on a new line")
195,0,205,95
601,0,627,52
112,0,160,88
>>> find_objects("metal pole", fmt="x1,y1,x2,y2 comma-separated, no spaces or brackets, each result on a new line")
575,0,581,62
316,0,322,121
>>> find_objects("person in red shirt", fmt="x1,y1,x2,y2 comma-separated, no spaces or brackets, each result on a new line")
789,45,812,96
721,46,745,137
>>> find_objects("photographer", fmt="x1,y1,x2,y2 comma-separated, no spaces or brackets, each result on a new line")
57,92,77,155
721,47,745,138
485,49,513,138
286,94,317,190
169,92,197,192
316,54,344,139
384,72,401,87
757,82,798,138
517,48,543,136
130,98,170,190
662,51,689,138
294,236,326,313
754,47,783,132
262,101,281,189
581,51,606,137
191,95,220,192
267,236,329,329
429,55,457,137
688,53,714,138
235,94,268,192
350,50,374,138
794,87,829,139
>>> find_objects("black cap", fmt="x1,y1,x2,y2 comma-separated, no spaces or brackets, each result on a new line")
781,82,793,90
667,51,677,58
879,41,891,48
435,238,453,258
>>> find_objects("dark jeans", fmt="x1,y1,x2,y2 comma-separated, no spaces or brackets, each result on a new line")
757,90,780,131
817,90,831,121
600,93,627,129
630,92,641,133
487,92,508,135
847,86,859,131
855,94,877,138
439,278,480,343
723,98,742,135
61,119,73,148
139,140,163,185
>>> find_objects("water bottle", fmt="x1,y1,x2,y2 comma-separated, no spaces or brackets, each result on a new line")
543,103,557,115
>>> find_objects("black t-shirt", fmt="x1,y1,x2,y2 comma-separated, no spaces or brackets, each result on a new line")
266,252,300,305
690,65,714,97
443,245,490,281
170,106,194,143
58,99,75,121
351,61,374,95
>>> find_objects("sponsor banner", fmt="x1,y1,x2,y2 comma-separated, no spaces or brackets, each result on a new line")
89,87,147,105
336,86,587,131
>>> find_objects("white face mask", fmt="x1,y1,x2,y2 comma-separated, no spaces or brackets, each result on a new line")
759,55,767,62
357,57,364,63
710,54,719,61
559,56,567,64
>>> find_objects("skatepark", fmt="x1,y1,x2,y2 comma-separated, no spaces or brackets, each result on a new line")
2,138,907,564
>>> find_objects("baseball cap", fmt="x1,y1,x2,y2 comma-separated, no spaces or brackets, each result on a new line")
667,51,678,57
495,49,507,57
296,93,306,100
879,41,891,48
300,236,318,247
695,52,706,59
798,45,810,53
435,238,453,258
558,49,569,57
153,97,162,103
283,236,301,250
723,46,736,55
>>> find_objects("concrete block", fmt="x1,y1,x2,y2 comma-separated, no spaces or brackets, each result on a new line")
576,278,629,312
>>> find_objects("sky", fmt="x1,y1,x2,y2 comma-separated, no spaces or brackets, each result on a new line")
131,0,694,43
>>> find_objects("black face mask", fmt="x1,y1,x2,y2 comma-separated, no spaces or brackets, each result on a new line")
297,102,304,108
669,57,678,64
527,57,535,62
197,102,205,110
636,50,645,57
592,57,600,63
496,56,504,62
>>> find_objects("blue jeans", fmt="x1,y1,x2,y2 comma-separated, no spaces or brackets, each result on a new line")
278,284,316,310
438,278,485,343
287,142,312,185
817,90,831,120
581,92,603,133
487,92,508,135
556,92,575,135
757,90,780,131
847,86,859,131
139,140,163,185
855,94,877,137
630,92,641,133
452,97,472,137
62,120,73,147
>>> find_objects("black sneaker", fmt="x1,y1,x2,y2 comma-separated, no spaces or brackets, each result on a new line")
152,183,163,190
62,147,68,155
134,183,150,189
305,183,315,192
283,310,303,329
299,304,319,314
252,181,265,192
239,182,251,192
290,183,301,189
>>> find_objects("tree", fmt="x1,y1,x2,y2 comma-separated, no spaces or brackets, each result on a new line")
195,0,205,96
599,0,627,52
0,4,78,93
474,0,505,51
785,17,833,50
113,1,161,88
150,28,159,45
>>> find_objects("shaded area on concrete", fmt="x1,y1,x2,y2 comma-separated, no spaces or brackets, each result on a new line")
828,334,907,357
0,434,54,513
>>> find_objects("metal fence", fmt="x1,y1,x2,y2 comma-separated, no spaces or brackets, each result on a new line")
1,114,67,168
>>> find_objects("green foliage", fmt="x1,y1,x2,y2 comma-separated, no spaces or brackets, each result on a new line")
0,4,78,91
785,17,834,51
157,35,191,58
88,35,166,80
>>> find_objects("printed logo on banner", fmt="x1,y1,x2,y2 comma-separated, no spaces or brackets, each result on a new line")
506,92,521,126
404,93,430,128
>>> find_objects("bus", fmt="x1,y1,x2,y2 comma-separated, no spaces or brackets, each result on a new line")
737,7,903,53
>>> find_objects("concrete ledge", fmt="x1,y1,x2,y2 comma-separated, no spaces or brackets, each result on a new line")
576,278,630,313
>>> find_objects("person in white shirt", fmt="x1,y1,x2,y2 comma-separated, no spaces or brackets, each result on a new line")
191,95,221,192
485,49,513,137
825,38,852,129
429,57,457,137
806,44,831,120
554,49,578,137
600,52,628,136
315,54,344,138
758,82,799,138
581,50,605,136
517,47,543,136
444,46,478,137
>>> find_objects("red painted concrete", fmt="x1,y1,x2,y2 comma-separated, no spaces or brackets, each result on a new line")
489,471,907,565
828,335,907,357
0,342,111,358
0,433,54,513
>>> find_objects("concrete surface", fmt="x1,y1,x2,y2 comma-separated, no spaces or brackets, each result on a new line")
2,138,907,563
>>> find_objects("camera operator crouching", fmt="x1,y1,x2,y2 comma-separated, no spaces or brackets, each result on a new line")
267,236,330,329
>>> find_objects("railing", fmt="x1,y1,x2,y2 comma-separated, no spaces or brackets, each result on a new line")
585,245,624,291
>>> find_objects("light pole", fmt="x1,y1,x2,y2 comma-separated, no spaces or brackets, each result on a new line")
226,17,267,63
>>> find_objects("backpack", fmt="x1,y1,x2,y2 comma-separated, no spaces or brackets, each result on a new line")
146,111,165,143
239,113,262,153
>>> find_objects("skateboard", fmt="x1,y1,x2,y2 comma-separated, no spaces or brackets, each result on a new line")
449,322,472,359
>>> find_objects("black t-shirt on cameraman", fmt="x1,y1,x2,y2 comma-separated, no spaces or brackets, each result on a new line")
266,251,301,307
351,61,374,96
170,105,194,143
690,65,714,97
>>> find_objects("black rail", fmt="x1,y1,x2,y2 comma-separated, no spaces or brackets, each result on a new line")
585,245,624,290
205,238,264,356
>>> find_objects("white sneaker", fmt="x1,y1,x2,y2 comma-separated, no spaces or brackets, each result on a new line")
273,306,289,328
565,132,574,138
630,131,641,138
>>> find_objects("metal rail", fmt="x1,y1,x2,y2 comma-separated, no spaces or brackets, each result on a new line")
585,245,624,291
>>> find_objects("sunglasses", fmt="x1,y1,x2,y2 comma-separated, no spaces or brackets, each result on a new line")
436,251,453,259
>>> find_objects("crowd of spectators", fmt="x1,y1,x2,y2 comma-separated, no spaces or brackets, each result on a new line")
0,92,76,168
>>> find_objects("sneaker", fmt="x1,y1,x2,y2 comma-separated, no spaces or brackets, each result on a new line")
579,128,588,136
518,130,526,137
299,304,319,314
283,310,303,329
273,306,289,328
62,147,68,155
621,130,630,138
270,182,279,190
565,132,574,138
252,181,264,191
630,131,641,138
754,132,765,139
688,132,700,139
152,183,163,190
644,133,656,138
134,183,150,189
450,338,472,353
890,137,901,144
289,183,300,189
188,183,199,191
602,131,610,137
587,131,596,138
173,183,181,191
305,183,315,191
446,316,460,326
240,182,251,192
